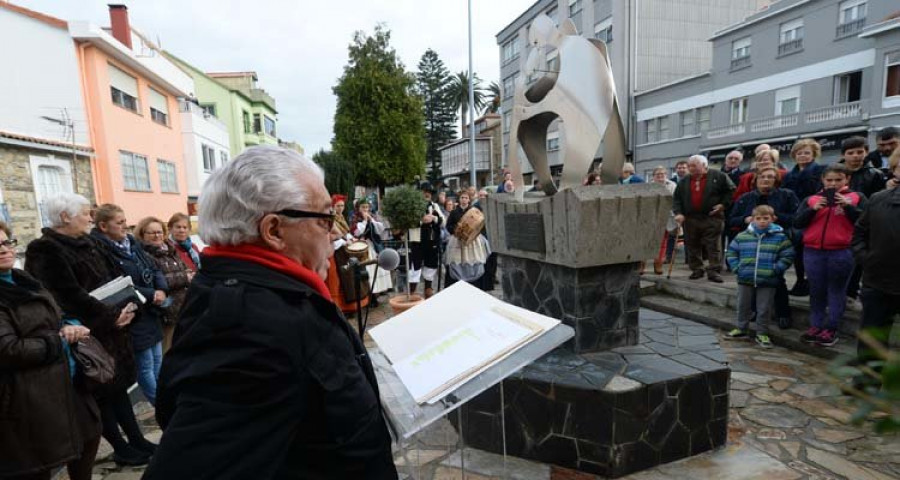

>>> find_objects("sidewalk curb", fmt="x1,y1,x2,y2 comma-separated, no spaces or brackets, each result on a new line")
640,294,854,361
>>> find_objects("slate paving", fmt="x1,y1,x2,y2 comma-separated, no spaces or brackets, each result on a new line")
75,303,899,480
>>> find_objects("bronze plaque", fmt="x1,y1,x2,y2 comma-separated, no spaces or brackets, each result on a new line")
504,213,545,253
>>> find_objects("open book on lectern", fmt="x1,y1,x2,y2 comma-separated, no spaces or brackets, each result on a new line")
368,281,560,405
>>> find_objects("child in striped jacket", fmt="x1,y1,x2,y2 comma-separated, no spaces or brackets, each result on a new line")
725,205,795,348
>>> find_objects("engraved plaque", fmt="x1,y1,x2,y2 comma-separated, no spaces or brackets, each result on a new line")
504,213,545,253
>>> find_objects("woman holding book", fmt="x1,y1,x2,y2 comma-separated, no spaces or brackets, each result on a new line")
25,194,155,467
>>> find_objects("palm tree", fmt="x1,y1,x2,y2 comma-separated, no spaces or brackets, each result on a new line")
448,70,486,136
484,81,501,115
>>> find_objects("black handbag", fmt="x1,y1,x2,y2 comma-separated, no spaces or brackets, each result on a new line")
72,336,116,385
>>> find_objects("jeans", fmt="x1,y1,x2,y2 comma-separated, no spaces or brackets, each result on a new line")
804,248,854,331
738,285,774,335
857,287,900,369
135,341,162,405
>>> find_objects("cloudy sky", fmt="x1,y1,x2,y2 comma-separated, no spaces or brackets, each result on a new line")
17,0,536,154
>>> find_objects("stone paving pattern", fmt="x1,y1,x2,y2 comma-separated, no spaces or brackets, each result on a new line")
68,302,900,480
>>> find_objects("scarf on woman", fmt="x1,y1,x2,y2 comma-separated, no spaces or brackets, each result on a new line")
172,235,201,269
202,244,331,301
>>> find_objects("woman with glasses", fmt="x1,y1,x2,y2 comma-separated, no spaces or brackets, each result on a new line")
167,213,200,273
0,222,102,480
24,194,154,467
90,205,168,408
136,217,192,354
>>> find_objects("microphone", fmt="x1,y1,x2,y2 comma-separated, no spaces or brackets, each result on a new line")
342,248,400,271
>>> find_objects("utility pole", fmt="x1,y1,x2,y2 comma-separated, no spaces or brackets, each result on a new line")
467,0,477,190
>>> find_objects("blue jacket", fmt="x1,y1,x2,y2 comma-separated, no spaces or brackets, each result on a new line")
620,174,645,184
726,223,795,287
782,162,825,203
728,188,800,232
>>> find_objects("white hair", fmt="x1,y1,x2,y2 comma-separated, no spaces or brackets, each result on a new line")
198,145,324,246
622,162,636,174
688,154,709,168
44,193,90,228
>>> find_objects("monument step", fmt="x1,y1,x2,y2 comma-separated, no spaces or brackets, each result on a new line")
639,294,855,361
641,272,863,339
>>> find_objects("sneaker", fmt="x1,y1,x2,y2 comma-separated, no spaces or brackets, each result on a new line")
755,334,774,349
707,273,724,283
846,297,862,312
816,329,838,347
112,445,151,467
800,326,821,343
724,328,748,340
689,270,705,280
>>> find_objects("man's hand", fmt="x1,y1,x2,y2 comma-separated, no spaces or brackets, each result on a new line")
674,214,685,225
744,216,752,224
60,325,91,344
422,214,435,224
709,204,724,216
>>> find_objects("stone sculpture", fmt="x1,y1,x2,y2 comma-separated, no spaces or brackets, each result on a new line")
506,14,627,197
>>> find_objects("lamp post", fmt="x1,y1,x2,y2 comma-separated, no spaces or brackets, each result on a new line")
467,0,477,190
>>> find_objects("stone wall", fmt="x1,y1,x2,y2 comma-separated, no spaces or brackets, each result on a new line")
0,144,95,245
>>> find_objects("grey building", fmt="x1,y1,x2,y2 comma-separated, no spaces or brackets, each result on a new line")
496,0,769,182
633,0,900,177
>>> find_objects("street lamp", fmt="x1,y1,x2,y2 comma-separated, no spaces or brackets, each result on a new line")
467,0,477,190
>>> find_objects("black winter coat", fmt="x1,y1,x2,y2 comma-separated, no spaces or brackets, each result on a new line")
144,256,397,480
0,270,100,477
728,188,800,232
143,241,191,325
852,187,900,295
849,164,886,199
782,163,825,204
91,231,167,352
673,169,736,216
25,228,136,389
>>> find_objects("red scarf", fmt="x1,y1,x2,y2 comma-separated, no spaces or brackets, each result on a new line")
202,244,332,301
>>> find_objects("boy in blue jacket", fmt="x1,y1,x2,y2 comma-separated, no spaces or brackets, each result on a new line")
725,205,795,348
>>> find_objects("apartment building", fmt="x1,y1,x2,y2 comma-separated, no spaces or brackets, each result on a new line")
634,0,900,176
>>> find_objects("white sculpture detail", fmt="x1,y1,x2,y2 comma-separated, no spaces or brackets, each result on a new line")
506,15,627,199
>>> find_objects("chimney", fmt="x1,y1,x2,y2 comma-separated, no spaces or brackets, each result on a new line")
108,4,132,49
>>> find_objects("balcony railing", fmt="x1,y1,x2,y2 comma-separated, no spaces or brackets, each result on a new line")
707,123,746,140
179,100,227,130
836,18,865,38
805,101,863,124
749,113,799,133
730,56,751,71
777,38,803,56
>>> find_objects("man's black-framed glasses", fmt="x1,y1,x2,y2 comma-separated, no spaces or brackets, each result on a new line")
272,209,335,230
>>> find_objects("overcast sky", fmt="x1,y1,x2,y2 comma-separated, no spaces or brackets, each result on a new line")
17,0,536,154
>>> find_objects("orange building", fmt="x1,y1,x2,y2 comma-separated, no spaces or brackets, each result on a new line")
71,5,192,223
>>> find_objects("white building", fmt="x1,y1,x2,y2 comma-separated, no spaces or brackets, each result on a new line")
178,99,231,205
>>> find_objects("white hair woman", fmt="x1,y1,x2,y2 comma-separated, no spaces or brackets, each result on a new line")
24,194,156,467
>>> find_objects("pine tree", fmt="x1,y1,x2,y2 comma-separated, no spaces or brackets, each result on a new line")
332,26,426,189
416,49,457,185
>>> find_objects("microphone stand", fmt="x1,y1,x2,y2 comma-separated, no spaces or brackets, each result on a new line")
352,261,369,341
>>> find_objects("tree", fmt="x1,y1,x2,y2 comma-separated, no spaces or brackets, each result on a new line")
332,25,426,189
447,71,487,137
312,149,355,203
484,81,501,115
416,49,457,185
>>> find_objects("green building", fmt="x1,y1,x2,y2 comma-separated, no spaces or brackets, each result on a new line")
164,52,278,156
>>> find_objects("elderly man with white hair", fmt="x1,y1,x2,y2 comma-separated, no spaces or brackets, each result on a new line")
144,146,397,479
673,155,736,283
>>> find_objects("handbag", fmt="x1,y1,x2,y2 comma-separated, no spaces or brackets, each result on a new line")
72,336,116,385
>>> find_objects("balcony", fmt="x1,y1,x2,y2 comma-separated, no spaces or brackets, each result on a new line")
178,100,227,131
749,113,799,133
805,101,862,124
836,18,865,39
777,39,803,57
730,56,751,71
701,101,867,143
707,123,746,140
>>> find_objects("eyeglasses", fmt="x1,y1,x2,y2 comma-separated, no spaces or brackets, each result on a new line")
0,238,17,249
272,209,335,230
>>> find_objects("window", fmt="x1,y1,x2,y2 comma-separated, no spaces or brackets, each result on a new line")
109,64,138,112
646,119,657,143
29,156,75,227
502,38,520,63
503,74,516,99
658,116,670,140
158,160,178,193
833,71,862,103
149,88,169,126
837,0,866,37
253,114,262,134
778,19,804,55
264,116,276,137
503,113,511,132
201,144,215,172
220,151,229,165
547,132,560,151
546,49,559,72
594,17,612,43
730,98,748,124
775,86,801,115
242,110,251,133
698,106,712,132
120,151,151,192
546,7,557,26
731,37,751,70
681,110,694,136
200,103,217,118
569,0,582,16
886,51,900,100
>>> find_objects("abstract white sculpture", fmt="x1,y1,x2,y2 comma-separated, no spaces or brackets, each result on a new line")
506,15,627,199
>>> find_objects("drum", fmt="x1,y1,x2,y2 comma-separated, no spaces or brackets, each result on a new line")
455,208,485,245
346,241,370,263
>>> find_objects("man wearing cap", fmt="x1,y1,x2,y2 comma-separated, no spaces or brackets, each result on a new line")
408,183,444,298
